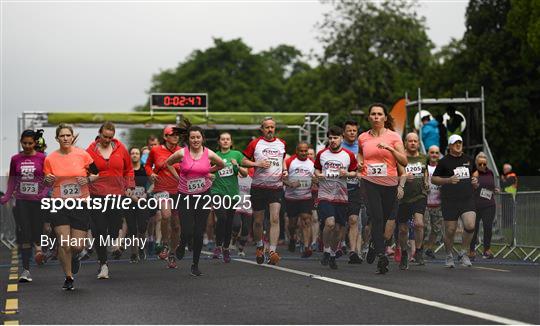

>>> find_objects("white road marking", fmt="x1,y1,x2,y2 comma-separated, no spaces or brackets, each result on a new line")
473,266,510,273
202,251,528,325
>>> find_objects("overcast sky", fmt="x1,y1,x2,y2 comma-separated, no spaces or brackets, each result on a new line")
0,0,468,174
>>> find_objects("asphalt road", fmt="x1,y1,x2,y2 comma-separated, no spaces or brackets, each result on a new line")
1,245,539,325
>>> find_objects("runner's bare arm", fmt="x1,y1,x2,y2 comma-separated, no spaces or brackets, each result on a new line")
208,150,225,173
241,156,262,168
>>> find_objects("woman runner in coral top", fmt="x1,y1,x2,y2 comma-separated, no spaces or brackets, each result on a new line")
358,103,407,275
43,124,98,290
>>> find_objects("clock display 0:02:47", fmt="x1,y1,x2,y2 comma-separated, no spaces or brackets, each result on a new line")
163,95,202,106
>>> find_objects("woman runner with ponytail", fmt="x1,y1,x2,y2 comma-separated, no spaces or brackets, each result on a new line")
166,126,224,276
358,103,407,274
1,129,49,282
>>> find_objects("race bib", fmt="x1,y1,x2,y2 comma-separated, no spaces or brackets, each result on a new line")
367,163,387,177
154,191,169,200
325,168,340,179
429,183,439,191
297,178,312,189
453,166,470,179
218,166,234,178
405,162,423,176
267,157,281,168
20,182,38,195
480,188,493,200
133,186,146,198
347,176,359,185
61,183,81,198
188,178,206,193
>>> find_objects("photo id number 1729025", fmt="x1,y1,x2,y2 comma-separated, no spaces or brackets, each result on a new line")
182,194,251,210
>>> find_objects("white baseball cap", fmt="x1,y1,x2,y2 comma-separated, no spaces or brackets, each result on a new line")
448,134,463,145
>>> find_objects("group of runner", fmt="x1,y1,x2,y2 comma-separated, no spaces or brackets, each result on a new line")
1,102,496,289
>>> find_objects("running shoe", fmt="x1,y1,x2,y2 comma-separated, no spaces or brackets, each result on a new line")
385,246,395,256
288,239,296,253
414,250,425,266
310,242,318,252
238,249,246,257
50,248,58,261
158,246,169,260
341,242,348,255
482,249,494,259
80,249,91,261
301,248,313,258
176,245,185,260
468,250,477,261
268,251,280,265
255,246,265,264
167,255,177,269
154,242,164,255
425,248,436,259
190,264,203,276
62,277,74,291
320,252,330,266
71,252,81,275
399,252,409,270
335,248,343,259
348,251,363,264
329,256,338,270
207,241,215,251
445,254,455,268
459,252,473,267
34,250,45,266
376,254,389,274
130,254,139,264
18,269,32,283
360,244,369,261
366,241,376,264
139,247,146,261
393,246,402,263
43,249,54,263
223,249,231,263
97,263,109,279
212,247,222,260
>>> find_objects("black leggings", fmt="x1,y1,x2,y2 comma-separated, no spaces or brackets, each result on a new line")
232,213,250,246
215,203,236,248
179,191,211,265
471,205,496,251
126,205,149,238
91,196,123,264
362,180,398,255
14,200,44,270
14,199,43,245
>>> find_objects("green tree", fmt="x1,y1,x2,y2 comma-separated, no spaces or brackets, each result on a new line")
316,0,434,123
427,0,540,176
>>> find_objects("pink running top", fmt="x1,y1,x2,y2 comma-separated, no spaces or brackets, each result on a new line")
358,129,403,187
178,147,212,195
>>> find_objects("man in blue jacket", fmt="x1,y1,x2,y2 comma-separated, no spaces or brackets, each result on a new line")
421,115,440,153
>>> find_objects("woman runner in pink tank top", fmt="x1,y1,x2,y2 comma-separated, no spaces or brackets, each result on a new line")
166,126,224,276
358,103,407,274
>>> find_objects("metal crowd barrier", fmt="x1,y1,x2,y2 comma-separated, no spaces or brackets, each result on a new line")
0,201,17,249
504,191,540,261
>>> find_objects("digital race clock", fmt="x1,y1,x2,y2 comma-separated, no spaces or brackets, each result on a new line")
150,93,208,109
